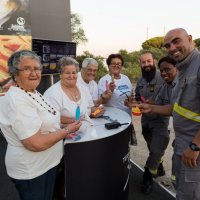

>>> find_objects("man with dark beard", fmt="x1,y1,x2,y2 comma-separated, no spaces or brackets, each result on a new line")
135,51,165,195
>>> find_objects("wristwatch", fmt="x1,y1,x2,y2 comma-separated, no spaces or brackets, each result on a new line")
189,142,200,151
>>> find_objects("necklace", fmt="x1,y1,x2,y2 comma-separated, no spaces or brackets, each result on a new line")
69,91,79,101
16,85,57,115
62,84,80,102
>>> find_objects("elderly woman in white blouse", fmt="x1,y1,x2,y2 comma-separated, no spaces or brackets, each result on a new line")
0,50,81,200
44,56,98,138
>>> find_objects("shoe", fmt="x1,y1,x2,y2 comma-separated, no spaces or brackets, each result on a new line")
141,168,153,195
157,162,165,177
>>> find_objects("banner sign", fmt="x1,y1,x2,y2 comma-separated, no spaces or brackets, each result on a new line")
0,0,32,94
0,0,31,35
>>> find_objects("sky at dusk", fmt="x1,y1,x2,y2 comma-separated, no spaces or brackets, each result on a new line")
71,0,200,57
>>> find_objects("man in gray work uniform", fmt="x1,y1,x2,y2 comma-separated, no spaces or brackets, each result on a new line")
135,51,165,195
140,28,200,200
164,28,200,200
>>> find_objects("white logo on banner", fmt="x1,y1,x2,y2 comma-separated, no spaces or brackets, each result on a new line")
17,17,25,25
8,17,26,32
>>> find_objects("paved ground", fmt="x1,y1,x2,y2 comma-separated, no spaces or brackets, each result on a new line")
130,115,176,195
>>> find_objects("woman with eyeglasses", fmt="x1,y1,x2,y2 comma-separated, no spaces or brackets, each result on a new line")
98,53,133,115
0,50,81,200
98,54,137,145
44,56,97,128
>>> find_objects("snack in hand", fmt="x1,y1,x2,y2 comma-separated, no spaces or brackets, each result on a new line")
132,106,141,116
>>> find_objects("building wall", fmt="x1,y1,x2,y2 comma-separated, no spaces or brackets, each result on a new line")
29,0,72,41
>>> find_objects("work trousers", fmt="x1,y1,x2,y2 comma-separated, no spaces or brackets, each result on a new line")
173,154,200,200
142,124,169,171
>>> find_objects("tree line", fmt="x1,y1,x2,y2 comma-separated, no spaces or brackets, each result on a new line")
71,13,200,83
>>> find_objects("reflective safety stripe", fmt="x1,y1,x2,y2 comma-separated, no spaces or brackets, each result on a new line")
171,174,176,181
173,103,200,122
149,168,157,175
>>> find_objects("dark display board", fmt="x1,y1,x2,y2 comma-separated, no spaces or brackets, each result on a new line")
32,39,76,74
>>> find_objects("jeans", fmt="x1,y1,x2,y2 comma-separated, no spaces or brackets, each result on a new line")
11,166,57,200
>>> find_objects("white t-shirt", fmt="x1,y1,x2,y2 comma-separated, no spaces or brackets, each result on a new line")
0,86,63,179
98,74,132,115
77,72,99,101
44,81,94,119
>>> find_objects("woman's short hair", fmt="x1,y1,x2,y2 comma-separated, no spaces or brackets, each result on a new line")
81,58,98,70
106,54,124,66
8,50,41,81
57,56,79,73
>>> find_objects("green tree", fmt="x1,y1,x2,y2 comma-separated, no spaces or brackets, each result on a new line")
71,13,88,45
76,51,107,82
194,38,200,50
75,36,169,84
140,47,167,61
142,36,164,50
119,49,141,83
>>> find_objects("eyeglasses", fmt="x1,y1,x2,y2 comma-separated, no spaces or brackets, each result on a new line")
110,62,122,67
85,68,98,73
16,67,42,75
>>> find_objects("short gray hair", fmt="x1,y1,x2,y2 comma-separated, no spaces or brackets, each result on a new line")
82,58,98,69
8,50,41,81
57,56,79,73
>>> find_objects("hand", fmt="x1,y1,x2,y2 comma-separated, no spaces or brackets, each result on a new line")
109,82,116,92
182,147,200,168
138,103,153,113
67,120,82,133
102,90,112,100
66,117,75,124
124,96,137,107
145,99,155,105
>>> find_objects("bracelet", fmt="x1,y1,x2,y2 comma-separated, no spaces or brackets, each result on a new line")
64,125,70,135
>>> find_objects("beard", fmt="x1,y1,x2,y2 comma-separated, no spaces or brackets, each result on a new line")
141,65,156,83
